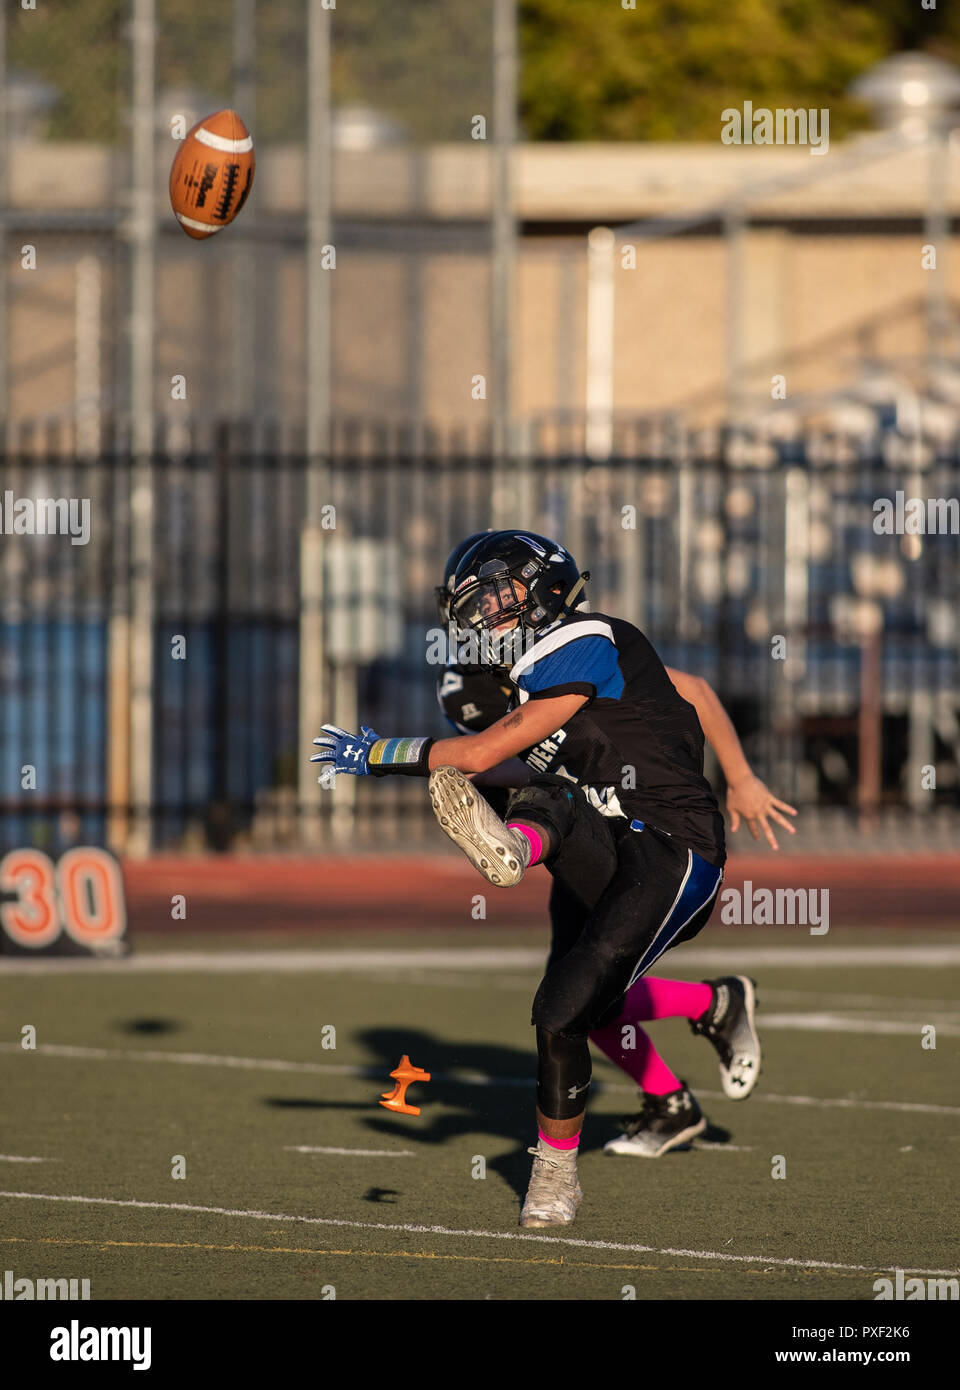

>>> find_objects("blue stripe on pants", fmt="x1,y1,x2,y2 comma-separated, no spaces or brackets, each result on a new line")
625,850,723,988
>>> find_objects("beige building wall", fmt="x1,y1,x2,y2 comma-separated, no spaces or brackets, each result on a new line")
4,138,959,441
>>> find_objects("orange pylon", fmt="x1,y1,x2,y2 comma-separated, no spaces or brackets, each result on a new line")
379,1054,431,1116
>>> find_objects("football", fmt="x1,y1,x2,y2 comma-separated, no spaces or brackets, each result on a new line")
169,108,255,239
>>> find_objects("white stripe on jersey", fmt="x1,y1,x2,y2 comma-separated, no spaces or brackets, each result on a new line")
510,619,616,701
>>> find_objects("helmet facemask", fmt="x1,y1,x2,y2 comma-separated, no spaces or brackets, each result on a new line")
451,558,567,668
449,531,589,669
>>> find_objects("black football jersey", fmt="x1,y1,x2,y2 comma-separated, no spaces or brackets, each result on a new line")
507,611,725,867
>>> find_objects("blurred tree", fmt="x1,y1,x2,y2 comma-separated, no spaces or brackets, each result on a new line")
330,0,491,142
519,0,894,141
7,0,127,142
8,0,960,146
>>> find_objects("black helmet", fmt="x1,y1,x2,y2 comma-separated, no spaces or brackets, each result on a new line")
495,531,591,613
450,532,589,656
435,531,499,624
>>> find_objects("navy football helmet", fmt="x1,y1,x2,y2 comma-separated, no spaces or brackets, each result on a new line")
450,532,589,653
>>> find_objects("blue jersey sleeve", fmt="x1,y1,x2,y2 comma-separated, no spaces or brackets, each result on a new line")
517,635,624,703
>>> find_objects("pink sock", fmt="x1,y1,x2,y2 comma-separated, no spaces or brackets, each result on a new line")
538,1127,580,1151
507,822,543,865
622,976,713,1022
589,1020,681,1095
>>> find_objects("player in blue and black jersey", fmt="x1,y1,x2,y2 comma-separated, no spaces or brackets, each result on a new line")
433,530,797,1167
311,531,797,1229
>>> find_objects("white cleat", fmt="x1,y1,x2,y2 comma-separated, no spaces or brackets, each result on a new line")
689,976,761,1100
519,1142,583,1228
428,765,530,887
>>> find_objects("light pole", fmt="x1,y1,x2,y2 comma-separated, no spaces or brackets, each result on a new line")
299,0,334,846
850,52,960,368
491,0,517,520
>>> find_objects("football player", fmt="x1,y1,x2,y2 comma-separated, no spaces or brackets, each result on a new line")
433,531,794,1164
312,532,797,1228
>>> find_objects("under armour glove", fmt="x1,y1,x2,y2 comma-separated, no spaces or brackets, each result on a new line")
311,725,434,778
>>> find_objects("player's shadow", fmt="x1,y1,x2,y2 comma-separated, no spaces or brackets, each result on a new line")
265,1026,737,1202
353,1026,540,1201
361,1027,735,1198
264,1097,377,1111
113,1018,181,1035
700,1122,734,1145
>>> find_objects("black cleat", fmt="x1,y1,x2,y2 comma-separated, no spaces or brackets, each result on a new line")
689,975,761,1099
603,1084,707,1157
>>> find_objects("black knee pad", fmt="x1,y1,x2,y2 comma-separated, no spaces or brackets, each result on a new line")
535,1025,591,1120
505,776,578,845
533,940,631,1039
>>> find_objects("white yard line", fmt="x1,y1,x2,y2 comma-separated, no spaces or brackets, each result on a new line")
284,1146,415,1157
760,1012,960,1036
0,1042,373,1077
0,949,545,975
689,1141,754,1153
0,1155,53,1163
696,1089,959,1116
757,989,960,1011
1,944,960,974
284,1141,748,1157
2,1041,958,1115
0,1190,955,1278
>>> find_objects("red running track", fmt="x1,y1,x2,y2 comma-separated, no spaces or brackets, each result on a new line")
122,854,960,932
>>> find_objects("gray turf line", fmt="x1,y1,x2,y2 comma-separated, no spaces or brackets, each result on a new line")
1,1190,956,1279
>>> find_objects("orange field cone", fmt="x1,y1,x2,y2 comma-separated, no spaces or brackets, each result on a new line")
379,1054,431,1116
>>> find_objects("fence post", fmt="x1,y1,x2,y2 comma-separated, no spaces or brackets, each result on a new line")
858,626,883,829
207,424,232,850
491,0,516,468
0,2,7,429
127,0,157,858
298,0,333,848
585,227,615,462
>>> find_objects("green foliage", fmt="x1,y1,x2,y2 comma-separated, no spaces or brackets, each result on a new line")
519,0,892,141
7,0,128,142
330,0,491,143
7,0,960,146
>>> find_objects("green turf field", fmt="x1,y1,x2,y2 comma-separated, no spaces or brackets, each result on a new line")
2,926,958,1301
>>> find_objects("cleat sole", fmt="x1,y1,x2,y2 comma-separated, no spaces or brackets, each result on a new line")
429,766,525,887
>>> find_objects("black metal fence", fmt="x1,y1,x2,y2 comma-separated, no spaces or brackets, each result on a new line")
1,418,958,853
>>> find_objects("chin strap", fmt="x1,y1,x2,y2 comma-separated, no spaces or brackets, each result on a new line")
561,570,590,615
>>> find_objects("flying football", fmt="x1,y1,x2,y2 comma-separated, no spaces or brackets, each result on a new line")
169,108,255,240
